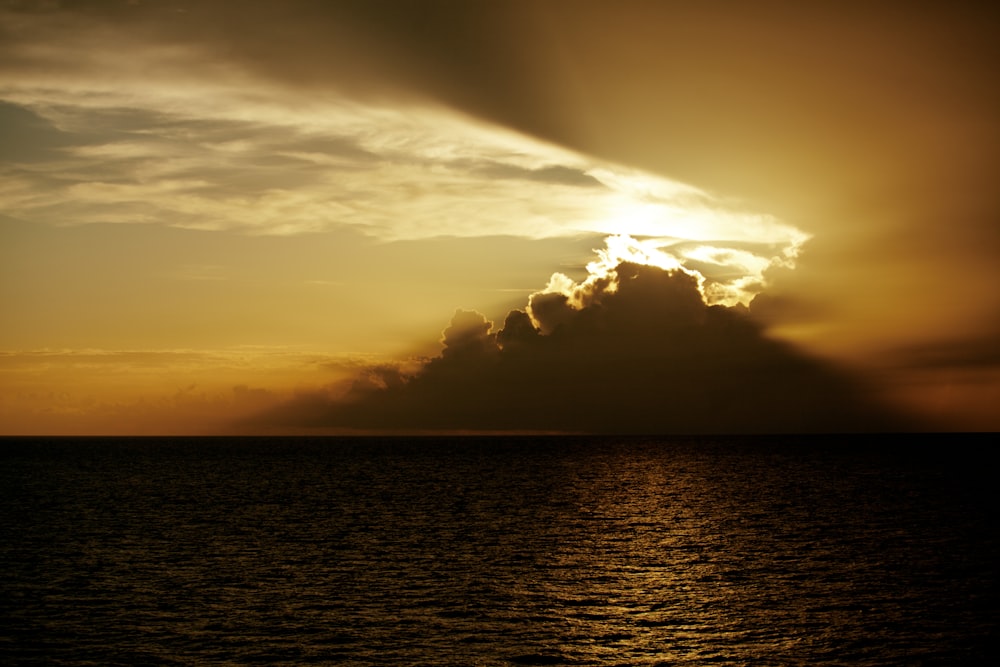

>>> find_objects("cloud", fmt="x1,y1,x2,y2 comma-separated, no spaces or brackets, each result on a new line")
254,241,906,434
0,3,807,307
0,92,797,253
4,1,993,430
440,310,498,360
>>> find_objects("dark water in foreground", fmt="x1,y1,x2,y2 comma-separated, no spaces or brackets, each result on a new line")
1,435,997,665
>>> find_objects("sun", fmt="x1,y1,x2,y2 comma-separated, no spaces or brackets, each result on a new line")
577,167,810,307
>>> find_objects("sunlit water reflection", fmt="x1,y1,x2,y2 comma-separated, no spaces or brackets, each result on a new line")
1,436,996,665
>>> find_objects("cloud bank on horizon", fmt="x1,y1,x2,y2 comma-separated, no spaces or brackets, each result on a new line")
253,253,904,434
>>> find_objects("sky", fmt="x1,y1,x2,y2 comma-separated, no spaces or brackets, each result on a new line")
1,0,998,434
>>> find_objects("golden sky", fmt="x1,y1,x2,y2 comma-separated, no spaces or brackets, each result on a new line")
2,1,998,433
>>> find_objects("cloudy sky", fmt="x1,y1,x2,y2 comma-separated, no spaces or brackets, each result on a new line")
2,0,997,433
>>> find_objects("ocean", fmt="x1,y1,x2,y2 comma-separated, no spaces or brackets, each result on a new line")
1,435,996,665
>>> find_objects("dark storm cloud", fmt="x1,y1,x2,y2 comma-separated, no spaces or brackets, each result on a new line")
254,262,906,434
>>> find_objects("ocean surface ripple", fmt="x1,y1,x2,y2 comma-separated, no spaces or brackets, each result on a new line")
1,435,997,665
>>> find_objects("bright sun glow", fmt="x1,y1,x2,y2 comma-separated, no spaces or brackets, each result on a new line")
580,169,809,306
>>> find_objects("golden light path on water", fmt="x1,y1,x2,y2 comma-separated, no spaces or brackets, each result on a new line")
7,437,988,663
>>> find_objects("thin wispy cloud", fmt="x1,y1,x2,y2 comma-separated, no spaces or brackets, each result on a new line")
1,5,806,307
1,94,806,305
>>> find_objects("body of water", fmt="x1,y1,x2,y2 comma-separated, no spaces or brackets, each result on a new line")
1,435,997,665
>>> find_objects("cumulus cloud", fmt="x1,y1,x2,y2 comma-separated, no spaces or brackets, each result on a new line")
440,310,497,359
254,241,905,434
